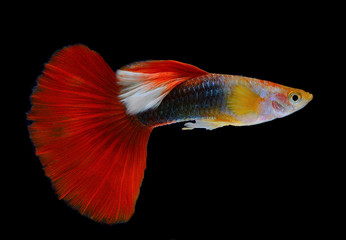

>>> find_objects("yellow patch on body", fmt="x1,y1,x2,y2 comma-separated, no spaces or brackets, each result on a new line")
227,84,263,116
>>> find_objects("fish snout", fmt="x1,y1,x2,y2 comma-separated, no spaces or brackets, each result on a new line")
307,92,313,101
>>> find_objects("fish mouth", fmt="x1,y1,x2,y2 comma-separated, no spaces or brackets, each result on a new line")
303,92,313,102
307,92,313,101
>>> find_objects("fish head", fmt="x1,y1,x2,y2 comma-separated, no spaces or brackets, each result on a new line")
270,87,313,118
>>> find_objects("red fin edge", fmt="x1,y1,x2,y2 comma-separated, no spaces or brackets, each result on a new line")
28,45,152,224
120,59,207,75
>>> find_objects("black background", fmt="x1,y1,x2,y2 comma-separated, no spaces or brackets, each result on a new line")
13,3,336,239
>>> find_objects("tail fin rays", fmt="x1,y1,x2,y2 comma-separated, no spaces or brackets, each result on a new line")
28,45,152,224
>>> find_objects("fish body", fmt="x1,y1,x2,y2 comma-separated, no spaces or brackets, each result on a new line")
28,45,312,224
135,74,226,127
127,73,312,129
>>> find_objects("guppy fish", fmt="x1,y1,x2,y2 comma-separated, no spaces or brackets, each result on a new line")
28,45,312,224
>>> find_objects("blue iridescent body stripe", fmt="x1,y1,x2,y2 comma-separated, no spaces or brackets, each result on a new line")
135,74,227,127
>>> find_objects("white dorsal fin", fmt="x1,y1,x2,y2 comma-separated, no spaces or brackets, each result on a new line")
116,60,207,115
117,70,169,115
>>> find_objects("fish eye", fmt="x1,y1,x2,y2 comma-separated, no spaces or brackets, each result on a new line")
289,92,302,104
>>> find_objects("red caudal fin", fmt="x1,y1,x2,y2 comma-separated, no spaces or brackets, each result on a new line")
117,60,208,115
27,45,152,224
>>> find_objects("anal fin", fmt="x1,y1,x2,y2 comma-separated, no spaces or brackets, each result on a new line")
183,116,241,130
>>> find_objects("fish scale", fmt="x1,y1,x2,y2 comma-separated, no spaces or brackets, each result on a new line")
136,74,227,127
